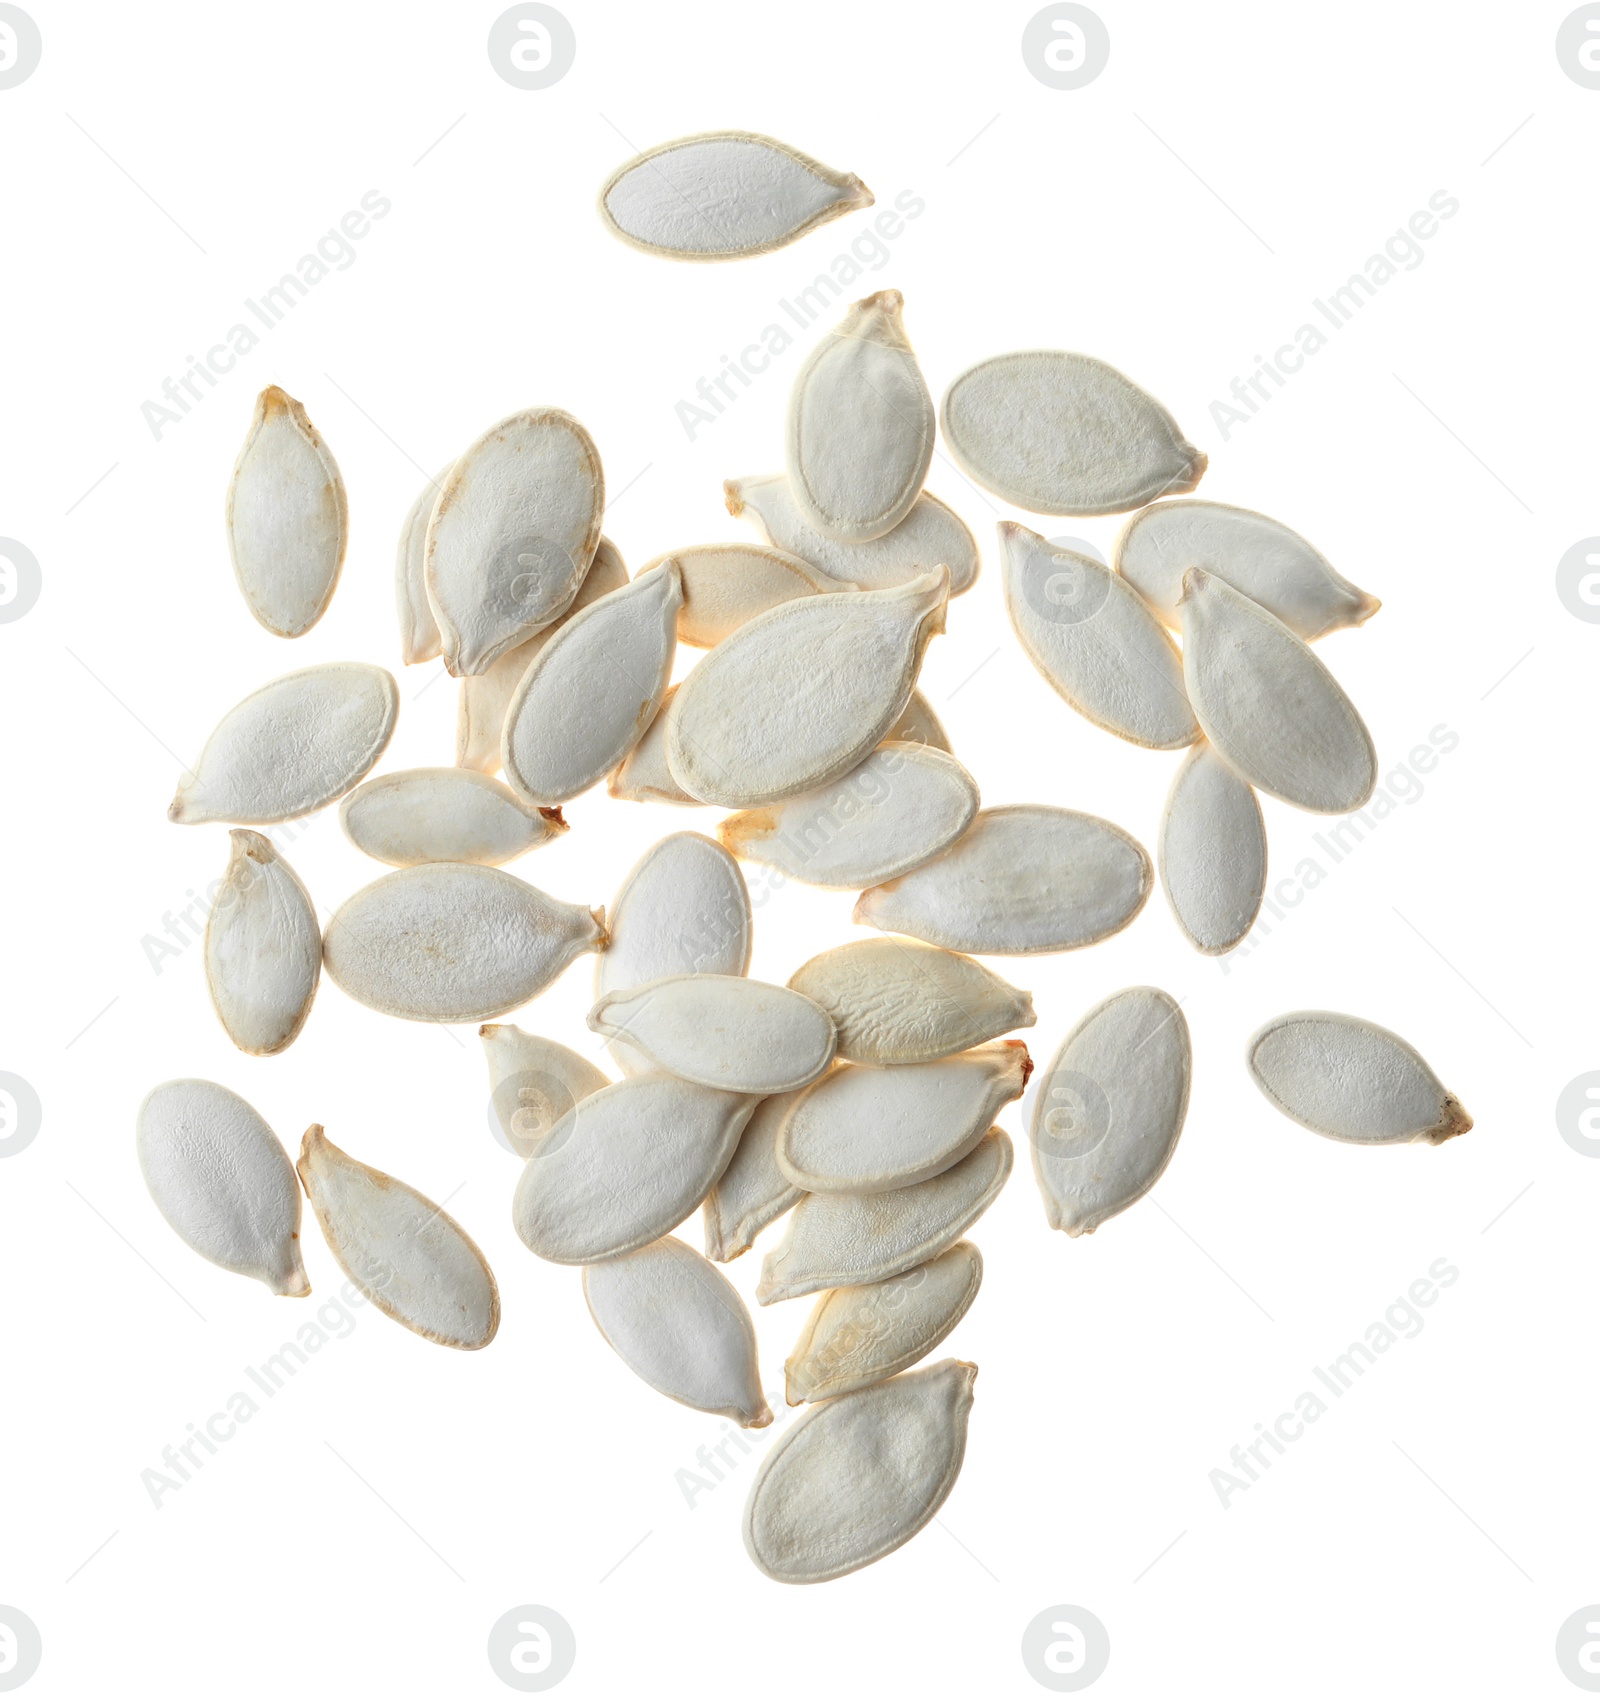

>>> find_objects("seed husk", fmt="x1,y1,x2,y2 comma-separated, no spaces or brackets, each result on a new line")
703,1091,805,1262
396,465,452,664
1158,743,1266,954
340,767,567,867
608,684,700,806
647,542,846,648
203,830,320,1056
480,1022,611,1157
884,689,951,754
1246,1012,1472,1145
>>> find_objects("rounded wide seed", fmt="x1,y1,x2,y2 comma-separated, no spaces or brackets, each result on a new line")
340,768,566,867
203,830,320,1056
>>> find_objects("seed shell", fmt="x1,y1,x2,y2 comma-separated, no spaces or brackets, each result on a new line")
650,542,845,648
608,684,701,806
884,690,952,754
1158,743,1267,954
703,1091,806,1262
480,1022,612,1158
396,465,451,664
340,768,566,867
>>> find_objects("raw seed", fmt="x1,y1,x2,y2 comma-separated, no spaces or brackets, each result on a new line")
608,684,700,806
480,1022,611,1157
1158,743,1267,955
203,830,320,1056
703,1091,805,1262
649,542,846,648
395,465,452,664
340,767,567,867
884,689,952,753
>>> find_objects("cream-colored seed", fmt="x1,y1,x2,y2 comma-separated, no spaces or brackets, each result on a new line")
1158,743,1267,954
340,768,567,867
703,1091,805,1262
480,1023,611,1157
203,830,320,1056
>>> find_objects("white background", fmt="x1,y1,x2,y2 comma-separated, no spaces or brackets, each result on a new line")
1,1,1590,1692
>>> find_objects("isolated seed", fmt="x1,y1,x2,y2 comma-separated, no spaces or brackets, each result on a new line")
757,1130,1012,1304
480,1023,611,1158
298,1126,499,1348
425,407,603,676
598,131,872,261
785,1241,982,1404
855,805,1152,955
340,768,566,867
941,351,1206,516
513,1077,757,1263
395,465,451,664
583,1236,772,1427
703,1092,805,1262
788,938,1035,1066
742,1359,977,1583
885,689,952,753
666,570,949,807
1114,499,1380,640
1246,1012,1472,1145
608,684,700,806
1031,987,1191,1236
1180,569,1377,814
137,1079,308,1296
203,830,320,1056
226,386,347,639
323,864,603,1023
169,662,398,826
999,521,1197,751
1158,743,1267,955
650,543,845,648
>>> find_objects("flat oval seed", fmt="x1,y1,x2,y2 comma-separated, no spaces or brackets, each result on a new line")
598,131,872,261
1000,521,1197,750
583,1236,772,1427
884,689,952,753
788,938,1035,1066
785,1242,982,1404
1158,743,1267,954
512,1077,757,1263
589,975,836,1094
137,1080,308,1296
480,1022,611,1157
608,685,701,806
425,408,603,676
1180,568,1377,814
777,1042,1029,1193
1246,1012,1472,1145
1114,499,1380,640
648,543,845,648
1031,987,1191,1236
396,465,451,664
719,743,979,890
666,570,949,808
743,1359,977,1582
941,351,1206,516
757,1130,1013,1304
786,291,934,543
855,805,1152,955
226,386,347,638
340,768,566,867
204,830,320,1056
323,865,603,1023
169,662,398,825
703,1091,805,1262
298,1126,499,1348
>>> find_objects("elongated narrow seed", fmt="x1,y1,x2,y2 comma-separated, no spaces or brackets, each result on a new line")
884,689,951,753
786,291,934,543
598,131,872,261
666,569,949,808
323,865,603,1023
1158,743,1267,954
703,1091,805,1262
788,938,1035,1066
778,1042,1029,1193
743,1359,977,1583
999,521,1197,751
855,805,1152,955
1031,987,1191,1235
785,1242,982,1404
757,1130,1012,1304
169,662,398,825
340,768,566,867
941,351,1206,516
203,830,320,1056
425,408,603,676
137,1080,308,1296
589,975,836,1094
608,684,701,806
1246,1012,1472,1145
298,1126,499,1348
583,1236,772,1427
648,542,846,648
1114,499,1380,640
513,1077,757,1263
396,465,452,664
480,1023,611,1157
1180,568,1377,814
226,386,347,638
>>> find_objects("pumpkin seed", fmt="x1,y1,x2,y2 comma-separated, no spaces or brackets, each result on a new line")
649,542,845,648
666,570,949,807
480,1022,611,1157
583,1235,772,1427
999,520,1197,751
136,1079,308,1296
703,1091,805,1262
323,864,603,1023
425,407,603,676
203,830,320,1056
884,689,951,753
340,768,566,867
1246,1012,1472,1145
168,662,398,826
226,386,347,639
742,1358,976,1583
1158,743,1267,954
757,1130,1012,1304
941,351,1206,516
395,465,451,664
598,131,872,261
788,938,1035,1066
1031,987,1191,1236
1180,569,1377,814
608,684,701,806
855,804,1152,955
297,1126,499,1349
